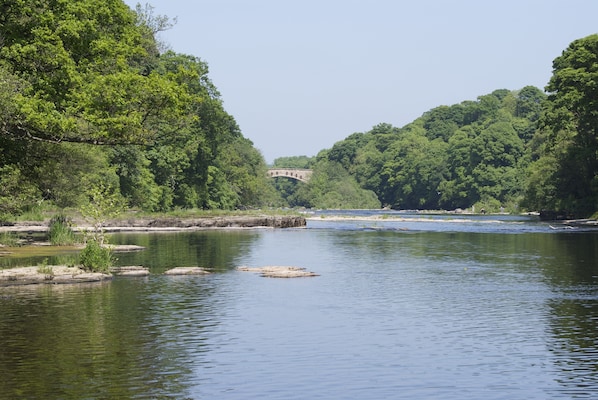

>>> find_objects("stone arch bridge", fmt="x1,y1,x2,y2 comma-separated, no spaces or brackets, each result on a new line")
267,168,313,183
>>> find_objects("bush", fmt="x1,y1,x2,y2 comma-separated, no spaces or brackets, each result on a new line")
79,239,113,273
48,214,77,245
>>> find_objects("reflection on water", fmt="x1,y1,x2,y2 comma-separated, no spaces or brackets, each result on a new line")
0,214,597,399
112,230,259,273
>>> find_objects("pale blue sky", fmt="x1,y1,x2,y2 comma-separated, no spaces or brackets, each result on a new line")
125,0,598,163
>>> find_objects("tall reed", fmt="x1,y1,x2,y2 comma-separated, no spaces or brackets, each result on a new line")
48,214,77,245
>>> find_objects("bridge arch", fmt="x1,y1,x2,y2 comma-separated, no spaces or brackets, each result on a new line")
267,168,313,183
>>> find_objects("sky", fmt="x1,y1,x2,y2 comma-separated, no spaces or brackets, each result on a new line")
124,0,598,163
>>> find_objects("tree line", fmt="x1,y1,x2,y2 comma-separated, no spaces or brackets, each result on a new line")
275,86,543,212
0,0,280,220
273,35,598,218
1,1,596,219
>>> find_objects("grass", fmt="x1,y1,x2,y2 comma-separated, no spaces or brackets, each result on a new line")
0,232,20,247
36,259,54,277
13,203,60,222
48,214,78,245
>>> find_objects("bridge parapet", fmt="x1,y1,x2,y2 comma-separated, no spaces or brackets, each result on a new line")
267,168,313,183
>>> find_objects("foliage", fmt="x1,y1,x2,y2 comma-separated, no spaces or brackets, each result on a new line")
528,34,598,217
272,156,315,169
80,184,124,246
0,0,274,216
380,131,447,209
1,3,595,217
291,160,381,209
0,232,20,247
304,89,542,211
79,238,113,273
76,183,121,272
48,214,77,245
0,165,39,217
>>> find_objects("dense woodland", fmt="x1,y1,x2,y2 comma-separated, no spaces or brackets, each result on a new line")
276,35,598,218
1,1,597,219
0,0,280,219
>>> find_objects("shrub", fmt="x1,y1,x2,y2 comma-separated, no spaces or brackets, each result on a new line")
48,214,77,245
79,239,113,273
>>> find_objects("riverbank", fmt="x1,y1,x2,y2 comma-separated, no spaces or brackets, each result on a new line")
304,212,598,227
0,214,306,234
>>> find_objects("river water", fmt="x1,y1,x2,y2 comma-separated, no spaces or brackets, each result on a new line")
1,212,597,399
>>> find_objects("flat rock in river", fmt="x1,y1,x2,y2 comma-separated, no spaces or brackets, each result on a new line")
237,266,319,278
163,267,210,275
0,266,112,286
111,266,150,276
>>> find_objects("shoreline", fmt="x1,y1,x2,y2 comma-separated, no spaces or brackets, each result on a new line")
0,215,307,234
3,213,597,234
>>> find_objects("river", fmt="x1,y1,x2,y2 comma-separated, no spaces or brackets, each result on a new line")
1,211,597,399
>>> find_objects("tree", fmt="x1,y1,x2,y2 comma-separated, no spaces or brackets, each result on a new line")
1,1,278,214
438,127,477,209
535,34,598,216
272,156,315,169
215,137,277,208
380,133,447,209
111,145,162,211
515,86,545,121
292,160,380,209
0,165,39,219
0,0,186,146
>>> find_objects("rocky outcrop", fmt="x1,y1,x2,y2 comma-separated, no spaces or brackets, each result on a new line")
0,215,306,234
0,266,112,286
237,266,319,278
111,266,150,276
163,267,210,275
118,215,306,230
105,244,146,252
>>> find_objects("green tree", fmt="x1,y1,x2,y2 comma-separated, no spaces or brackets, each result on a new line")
111,146,162,211
380,133,447,209
0,0,186,146
1,1,278,213
292,160,380,209
535,34,598,216
316,87,540,212
215,137,277,208
272,155,315,169
0,165,39,218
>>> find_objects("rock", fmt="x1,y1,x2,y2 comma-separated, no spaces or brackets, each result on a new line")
102,215,307,230
53,272,112,283
163,267,210,275
0,215,306,234
237,266,319,278
0,266,112,286
111,266,150,276
105,244,146,252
